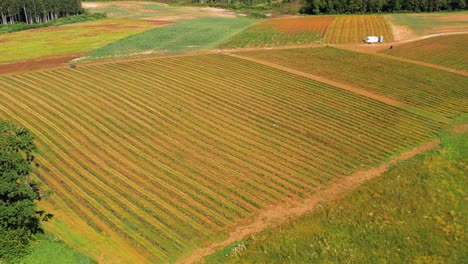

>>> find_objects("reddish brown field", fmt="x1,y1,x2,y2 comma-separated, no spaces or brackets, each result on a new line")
258,16,335,36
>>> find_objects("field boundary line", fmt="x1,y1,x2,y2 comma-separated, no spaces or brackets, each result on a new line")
338,47,468,77
226,53,404,107
177,139,440,264
225,53,449,124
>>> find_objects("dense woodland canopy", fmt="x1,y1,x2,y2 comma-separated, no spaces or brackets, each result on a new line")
0,0,82,25
301,0,467,14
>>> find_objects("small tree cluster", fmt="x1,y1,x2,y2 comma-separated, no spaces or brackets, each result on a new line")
0,0,82,25
0,120,52,262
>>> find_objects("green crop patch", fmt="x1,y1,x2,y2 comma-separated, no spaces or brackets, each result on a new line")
81,17,256,61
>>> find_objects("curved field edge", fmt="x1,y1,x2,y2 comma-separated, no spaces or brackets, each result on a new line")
182,138,441,263
205,121,467,263
0,53,443,263
381,34,468,72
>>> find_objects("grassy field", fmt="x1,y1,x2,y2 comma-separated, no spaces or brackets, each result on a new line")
388,12,468,35
20,233,96,264
240,47,468,119
381,34,468,71
220,16,333,48
0,54,442,263
80,17,256,61
0,18,162,65
323,15,393,44
206,120,467,263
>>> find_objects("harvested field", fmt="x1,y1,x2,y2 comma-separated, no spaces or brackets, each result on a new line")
381,34,468,71
323,15,393,44
0,54,442,263
239,47,468,118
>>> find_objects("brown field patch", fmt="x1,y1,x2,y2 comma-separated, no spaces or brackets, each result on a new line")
435,14,468,22
0,54,80,75
453,124,468,134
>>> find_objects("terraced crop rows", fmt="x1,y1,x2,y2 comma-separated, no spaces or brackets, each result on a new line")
241,47,468,119
381,34,468,71
323,15,393,44
0,54,442,263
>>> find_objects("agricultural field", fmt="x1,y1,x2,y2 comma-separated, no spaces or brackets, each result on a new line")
0,54,443,263
388,12,468,36
207,123,467,263
381,34,468,72
80,17,256,61
323,15,393,44
240,47,468,119
221,14,393,47
0,18,164,71
83,1,237,21
220,16,334,48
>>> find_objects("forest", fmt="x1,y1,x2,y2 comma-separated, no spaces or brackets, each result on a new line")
0,0,82,24
301,0,466,14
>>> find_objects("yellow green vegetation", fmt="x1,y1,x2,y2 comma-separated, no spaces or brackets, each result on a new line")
382,34,468,71
388,12,468,35
240,47,468,119
0,54,442,263
0,19,161,64
207,120,467,263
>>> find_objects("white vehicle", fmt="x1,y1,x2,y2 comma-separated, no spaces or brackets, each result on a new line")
365,36,379,44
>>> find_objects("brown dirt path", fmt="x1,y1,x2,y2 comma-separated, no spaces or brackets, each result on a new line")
225,53,449,124
226,53,403,107
177,139,440,264
0,54,82,75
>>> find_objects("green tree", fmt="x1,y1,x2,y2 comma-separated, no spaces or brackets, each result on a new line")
0,119,52,262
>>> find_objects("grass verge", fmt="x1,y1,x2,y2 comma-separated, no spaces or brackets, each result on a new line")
19,233,96,264
206,118,467,263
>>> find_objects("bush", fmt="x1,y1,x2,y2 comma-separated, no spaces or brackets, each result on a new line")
0,229,32,263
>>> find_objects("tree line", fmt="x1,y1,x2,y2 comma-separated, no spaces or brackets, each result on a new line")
300,0,466,14
0,119,52,262
0,0,82,25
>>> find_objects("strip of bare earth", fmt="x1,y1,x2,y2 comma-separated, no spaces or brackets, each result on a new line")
226,53,450,124
177,139,440,264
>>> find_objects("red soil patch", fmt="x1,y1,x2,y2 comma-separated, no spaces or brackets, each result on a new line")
0,39,9,43
258,16,335,36
0,54,81,75
453,124,468,134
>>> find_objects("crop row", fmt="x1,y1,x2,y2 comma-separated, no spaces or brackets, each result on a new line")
323,15,393,44
240,47,468,118
381,34,468,71
0,54,442,263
